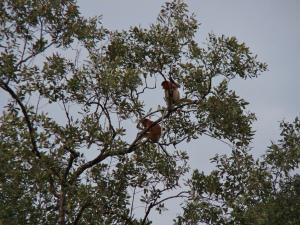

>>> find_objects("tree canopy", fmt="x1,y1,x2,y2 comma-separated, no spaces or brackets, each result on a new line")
1,1,299,225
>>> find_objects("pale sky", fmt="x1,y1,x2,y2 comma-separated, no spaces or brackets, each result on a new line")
77,0,300,224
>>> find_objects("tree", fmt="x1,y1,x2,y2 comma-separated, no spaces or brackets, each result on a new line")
5,0,296,225
175,118,300,225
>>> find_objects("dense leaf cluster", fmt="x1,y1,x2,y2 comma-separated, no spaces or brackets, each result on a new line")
175,118,300,225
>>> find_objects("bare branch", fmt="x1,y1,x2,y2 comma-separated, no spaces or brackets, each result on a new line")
130,186,137,218
20,38,28,65
62,98,72,126
16,42,55,68
151,191,189,208
203,131,233,149
70,150,107,183
141,191,188,225
136,76,157,96
160,136,189,148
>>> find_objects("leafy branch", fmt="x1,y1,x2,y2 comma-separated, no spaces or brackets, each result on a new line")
0,80,41,158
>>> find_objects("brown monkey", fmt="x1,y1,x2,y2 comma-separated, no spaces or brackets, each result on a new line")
161,80,180,110
139,118,162,142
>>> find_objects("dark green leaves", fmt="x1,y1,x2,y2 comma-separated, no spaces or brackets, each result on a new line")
205,34,268,79
265,117,300,174
202,80,256,146
176,118,300,225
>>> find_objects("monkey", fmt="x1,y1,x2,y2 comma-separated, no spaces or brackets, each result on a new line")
161,80,180,110
161,80,193,110
138,118,162,143
137,118,171,156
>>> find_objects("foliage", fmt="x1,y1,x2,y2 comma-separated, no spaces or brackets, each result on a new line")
175,118,300,225
5,1,299,225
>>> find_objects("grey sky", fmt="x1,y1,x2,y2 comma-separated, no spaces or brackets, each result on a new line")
76,0,300,224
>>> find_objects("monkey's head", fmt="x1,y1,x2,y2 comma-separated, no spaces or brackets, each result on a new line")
140,118,152,127
161,81,171,90
161,80,179,90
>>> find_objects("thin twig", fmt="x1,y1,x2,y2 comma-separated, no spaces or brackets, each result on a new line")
203,131,233,149
16,42,55,68
130,186,137,218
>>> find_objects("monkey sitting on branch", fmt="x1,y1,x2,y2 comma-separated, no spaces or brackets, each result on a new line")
161,80,192,110
137,118,162,143
136,117,171,156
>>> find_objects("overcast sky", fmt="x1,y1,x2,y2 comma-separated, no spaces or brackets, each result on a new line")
76,0,300,223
